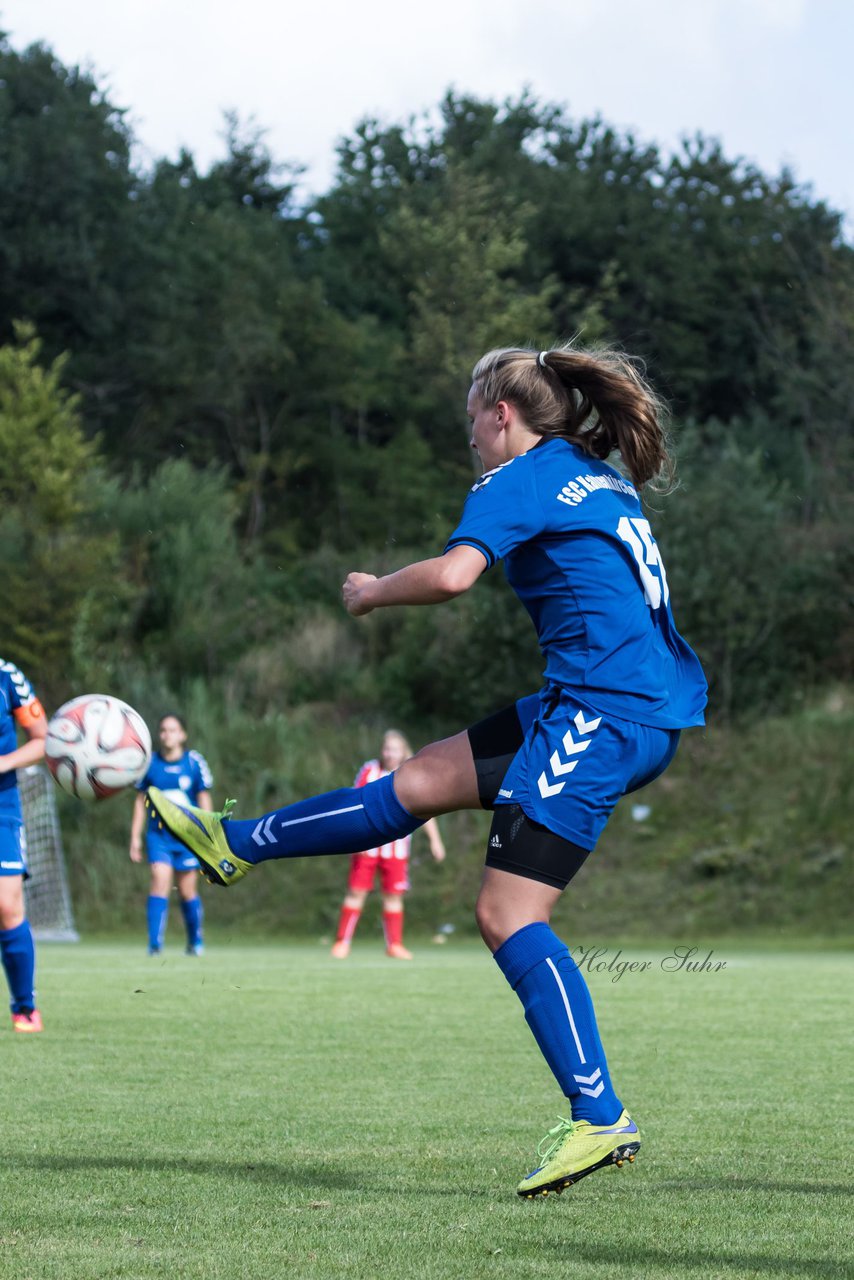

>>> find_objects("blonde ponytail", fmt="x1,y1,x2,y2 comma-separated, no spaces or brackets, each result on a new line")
471,343,672,489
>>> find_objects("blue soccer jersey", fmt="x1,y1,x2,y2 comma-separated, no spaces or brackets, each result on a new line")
137,750,213,846
445,437,707,729
0,660,43,822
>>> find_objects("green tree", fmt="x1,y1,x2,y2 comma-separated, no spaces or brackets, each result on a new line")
382,165,558,455
0,37,135,411
652,426,848,716
0,325,114,691
81,459,275,685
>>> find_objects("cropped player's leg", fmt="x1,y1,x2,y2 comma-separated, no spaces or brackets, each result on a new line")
381,892,411,960
146,729,480,886
477,852,622,1126
147,860,172,954
332,857,374,957
177,867,204,956
477,844,637,1198
381,853,412,959
0,867,40,1031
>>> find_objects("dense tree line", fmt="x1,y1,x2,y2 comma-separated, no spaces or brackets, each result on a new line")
1,36,851,722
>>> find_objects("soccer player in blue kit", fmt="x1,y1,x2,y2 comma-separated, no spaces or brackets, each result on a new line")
148,344,708,1197
0,658,48,1032
129,713,213,955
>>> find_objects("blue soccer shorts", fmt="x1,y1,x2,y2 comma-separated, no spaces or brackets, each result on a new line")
468,687,679,886
0,816,29,879
147,833,200,873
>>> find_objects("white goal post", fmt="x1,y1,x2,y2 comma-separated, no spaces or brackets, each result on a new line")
19,765,79,942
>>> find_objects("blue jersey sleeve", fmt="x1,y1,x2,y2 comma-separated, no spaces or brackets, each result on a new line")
189,750,213,793
1,660,36,713
444,456,546,568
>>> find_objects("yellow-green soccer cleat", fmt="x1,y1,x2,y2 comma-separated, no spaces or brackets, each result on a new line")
517,1109,640,1198
144,788,250,887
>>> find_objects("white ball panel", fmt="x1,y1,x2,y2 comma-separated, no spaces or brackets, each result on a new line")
97,698,127,751
46,717,85,745
45,693,152,802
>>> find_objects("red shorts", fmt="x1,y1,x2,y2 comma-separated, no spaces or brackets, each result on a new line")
347,852,410,895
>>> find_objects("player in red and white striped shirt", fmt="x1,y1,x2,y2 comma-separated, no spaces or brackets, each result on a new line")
331,730,445,959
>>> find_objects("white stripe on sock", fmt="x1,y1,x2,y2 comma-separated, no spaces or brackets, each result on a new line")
546,956,586,1065
279,803,365,830
343,911,361,942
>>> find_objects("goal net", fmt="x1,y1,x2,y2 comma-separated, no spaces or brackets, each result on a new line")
19,765,79,942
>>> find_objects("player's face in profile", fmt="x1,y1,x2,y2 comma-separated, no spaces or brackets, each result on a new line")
380,734,407,771
158,717,187,756
467,385,504,472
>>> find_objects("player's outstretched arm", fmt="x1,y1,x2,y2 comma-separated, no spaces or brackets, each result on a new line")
423,816,446,862
0,706,46,774
342,545,487,617
129,791,147,862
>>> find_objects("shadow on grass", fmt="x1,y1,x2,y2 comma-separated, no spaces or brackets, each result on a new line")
1,1152,360,1191
654,1177,853,1197
551,1244,845,1278
0,1151,503,1199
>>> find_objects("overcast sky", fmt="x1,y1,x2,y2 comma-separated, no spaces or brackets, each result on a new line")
2,0,851,225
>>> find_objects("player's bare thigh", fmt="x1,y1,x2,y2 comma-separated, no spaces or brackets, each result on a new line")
0,875,25,929
393,730,480,817
475,866,563,953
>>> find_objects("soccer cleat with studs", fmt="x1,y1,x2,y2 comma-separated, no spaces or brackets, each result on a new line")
144,788,250,887
516,1109,640,1198
12,1008,44,1033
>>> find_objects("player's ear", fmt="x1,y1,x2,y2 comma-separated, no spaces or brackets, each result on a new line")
495,399,511,428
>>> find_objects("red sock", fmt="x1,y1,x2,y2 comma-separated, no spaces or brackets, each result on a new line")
383,909,404,949
336,905,361,944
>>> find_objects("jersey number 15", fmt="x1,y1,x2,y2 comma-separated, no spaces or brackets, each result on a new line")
617,517,670,610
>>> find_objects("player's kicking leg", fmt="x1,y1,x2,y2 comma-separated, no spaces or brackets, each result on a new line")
145,731,477,886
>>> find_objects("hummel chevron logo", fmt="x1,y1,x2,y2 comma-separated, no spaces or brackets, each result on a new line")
251,816,278,847
537,708,603,800
573,1067,604,1098
1,661,32,699
574,711,601,734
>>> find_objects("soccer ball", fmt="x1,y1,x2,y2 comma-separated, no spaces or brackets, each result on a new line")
45,695,152,800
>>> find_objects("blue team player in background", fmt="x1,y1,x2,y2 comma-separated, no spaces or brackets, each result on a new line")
129,713,212,955
0,658,48,1032
148,343,708,1198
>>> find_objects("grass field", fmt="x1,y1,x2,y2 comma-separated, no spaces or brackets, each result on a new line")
2,940,851,1280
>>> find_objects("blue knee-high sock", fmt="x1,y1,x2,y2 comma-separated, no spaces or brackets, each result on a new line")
494,922,622,1125
224,773,425,865
180,897,203,949
147,895,169,951
0,921,36,1013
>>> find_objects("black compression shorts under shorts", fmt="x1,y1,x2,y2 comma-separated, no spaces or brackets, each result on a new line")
467,702,592,891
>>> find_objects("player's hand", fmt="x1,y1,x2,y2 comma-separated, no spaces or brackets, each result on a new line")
129,842,143,863
432,844,447,864
343,572,378,617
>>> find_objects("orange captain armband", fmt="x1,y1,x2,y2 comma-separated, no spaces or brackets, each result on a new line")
14,698,46,730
